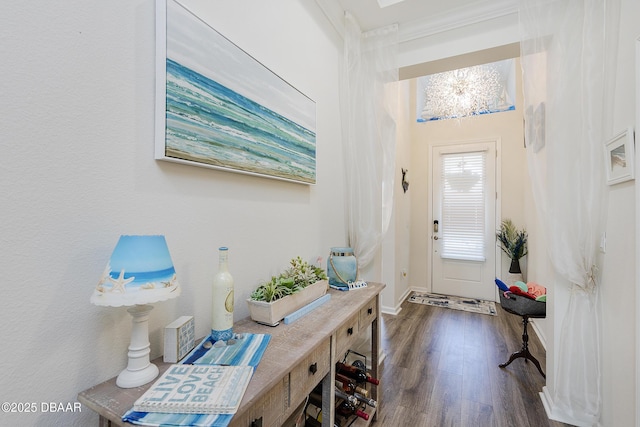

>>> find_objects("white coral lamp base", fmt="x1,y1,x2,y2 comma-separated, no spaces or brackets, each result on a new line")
116,304,159,388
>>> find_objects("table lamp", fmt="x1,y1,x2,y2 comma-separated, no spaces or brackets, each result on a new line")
91,235,181,388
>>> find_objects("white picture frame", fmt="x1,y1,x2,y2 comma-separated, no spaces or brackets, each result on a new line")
155,0,317,184
605,126,635,185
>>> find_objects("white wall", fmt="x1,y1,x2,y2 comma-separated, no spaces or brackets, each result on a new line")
599,0,639,424
0,1,345,426
385,81,413,314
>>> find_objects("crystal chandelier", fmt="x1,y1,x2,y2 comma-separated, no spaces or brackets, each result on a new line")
420,62,507,121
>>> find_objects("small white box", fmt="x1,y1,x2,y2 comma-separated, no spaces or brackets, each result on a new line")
163,316,195,363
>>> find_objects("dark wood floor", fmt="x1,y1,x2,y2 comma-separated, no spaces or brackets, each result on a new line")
375,298,569,427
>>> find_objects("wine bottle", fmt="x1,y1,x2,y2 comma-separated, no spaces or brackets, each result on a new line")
336,362,380,385
334,387,358,407
336,401,369,421
308,390,323,407
335,373,356,392
305,398,322,427
211,247,234,341
353,385,369,398
335,374,369,397
353,392,376,408
305,416,322,427
335,379,354,394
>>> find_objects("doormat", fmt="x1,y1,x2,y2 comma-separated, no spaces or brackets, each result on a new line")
408,292,497,316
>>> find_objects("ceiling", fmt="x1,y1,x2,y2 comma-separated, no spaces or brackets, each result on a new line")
332,0,502,34
314,0,519,78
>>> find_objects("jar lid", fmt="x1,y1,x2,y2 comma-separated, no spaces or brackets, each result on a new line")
330,247,354,256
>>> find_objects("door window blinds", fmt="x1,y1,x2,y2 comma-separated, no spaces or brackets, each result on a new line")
440,151,486,261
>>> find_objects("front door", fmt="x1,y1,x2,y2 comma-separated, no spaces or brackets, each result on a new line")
431,141,497,301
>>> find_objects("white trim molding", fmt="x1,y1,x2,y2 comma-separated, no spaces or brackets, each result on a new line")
398,0,517,44
313,0,517,43
540,387,594,427
634,34,640,427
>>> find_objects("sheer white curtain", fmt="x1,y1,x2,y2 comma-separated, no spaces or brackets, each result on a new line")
341,13,398,270
519,0,619,424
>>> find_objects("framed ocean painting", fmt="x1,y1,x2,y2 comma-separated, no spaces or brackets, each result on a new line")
155,0,317,184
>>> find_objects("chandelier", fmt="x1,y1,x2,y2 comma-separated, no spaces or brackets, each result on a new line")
419,61,511,121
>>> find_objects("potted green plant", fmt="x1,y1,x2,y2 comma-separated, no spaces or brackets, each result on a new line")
496,219,528,274
247,256,328,326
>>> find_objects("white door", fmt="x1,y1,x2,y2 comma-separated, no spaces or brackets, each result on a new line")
431,141,497,301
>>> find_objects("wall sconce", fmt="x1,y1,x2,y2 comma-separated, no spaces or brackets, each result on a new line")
401,168,409,193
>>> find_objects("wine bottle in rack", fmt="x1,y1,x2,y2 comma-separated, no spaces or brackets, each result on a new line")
334,387,358,407
353,392,376,408
335,373,356,392
335,379,355,394
336,362,380,385
305,416,322,427
335,373,369,397
336,401,369,421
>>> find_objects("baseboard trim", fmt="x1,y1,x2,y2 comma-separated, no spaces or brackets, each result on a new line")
380,305,402,315
529,319,547,350
409,286,429,294
381,286,417,315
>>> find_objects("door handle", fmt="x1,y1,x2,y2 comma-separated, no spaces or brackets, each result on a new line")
433,220,439,233
433,236,439,240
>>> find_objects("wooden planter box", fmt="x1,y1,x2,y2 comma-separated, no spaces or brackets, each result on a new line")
247,280,328,326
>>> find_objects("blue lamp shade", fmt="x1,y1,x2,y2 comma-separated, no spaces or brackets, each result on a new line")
91,235,181,307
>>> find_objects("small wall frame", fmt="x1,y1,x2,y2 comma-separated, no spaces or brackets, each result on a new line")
605,127,635,185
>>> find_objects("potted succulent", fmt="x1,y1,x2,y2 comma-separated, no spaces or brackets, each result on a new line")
247,256,328,326
496,219,528,274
